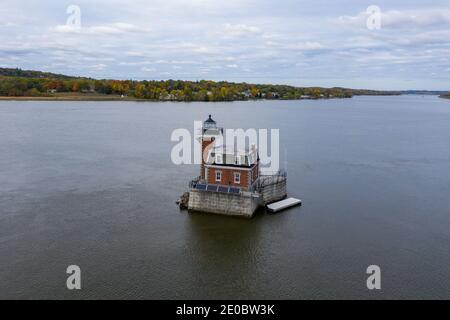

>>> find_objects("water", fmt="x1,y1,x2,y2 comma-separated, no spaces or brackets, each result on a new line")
0,95,449,299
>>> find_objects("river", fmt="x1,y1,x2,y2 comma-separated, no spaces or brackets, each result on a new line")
0,95,449,299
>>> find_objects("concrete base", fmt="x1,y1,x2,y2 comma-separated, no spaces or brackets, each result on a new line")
188,189,260,218
187,174,287,218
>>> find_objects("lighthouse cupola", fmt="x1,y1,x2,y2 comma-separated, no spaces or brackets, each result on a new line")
203,114,217,132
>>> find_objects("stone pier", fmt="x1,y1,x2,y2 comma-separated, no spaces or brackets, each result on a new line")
187,172,287,218
188,189,260,218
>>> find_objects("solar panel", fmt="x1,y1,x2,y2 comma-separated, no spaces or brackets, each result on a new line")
218,186,228,193
196,184,206,190
207,185,218,192
229,187,240,194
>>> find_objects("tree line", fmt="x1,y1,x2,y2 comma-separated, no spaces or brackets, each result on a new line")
0,68,400,101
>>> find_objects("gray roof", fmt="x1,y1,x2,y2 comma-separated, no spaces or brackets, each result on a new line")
204,114,216,124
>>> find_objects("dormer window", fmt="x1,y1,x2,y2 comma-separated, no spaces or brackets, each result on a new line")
235,155,241,165
216,154,223,164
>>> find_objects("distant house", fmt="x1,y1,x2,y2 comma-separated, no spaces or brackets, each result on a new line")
269,92,280,99
47,89,57,94
81,87,96,93
241,90,252,98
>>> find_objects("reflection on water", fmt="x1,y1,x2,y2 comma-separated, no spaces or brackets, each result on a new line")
184,212,264,293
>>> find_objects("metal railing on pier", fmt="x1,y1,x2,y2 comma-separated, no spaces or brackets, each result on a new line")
257,170,287,189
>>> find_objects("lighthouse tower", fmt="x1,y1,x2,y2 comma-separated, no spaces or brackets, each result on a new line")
200,115,222,180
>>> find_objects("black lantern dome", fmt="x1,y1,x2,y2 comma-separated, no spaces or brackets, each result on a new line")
203,114,217,130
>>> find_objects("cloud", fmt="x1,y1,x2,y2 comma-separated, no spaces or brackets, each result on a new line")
119,61,152,66
338,8,450,29
90,63,107,70
0,22,17,27
386,30,450,46
222,24,261,37
126,51,147,57
265,40,325,52
289,41,325,51
1,0,450,89
52,22,148,35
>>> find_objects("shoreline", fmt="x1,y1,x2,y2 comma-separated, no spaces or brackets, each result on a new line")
0,95,145,102
0,94,402,102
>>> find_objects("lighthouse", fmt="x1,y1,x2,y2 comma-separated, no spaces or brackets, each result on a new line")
184,115,287,218
199,115,260,191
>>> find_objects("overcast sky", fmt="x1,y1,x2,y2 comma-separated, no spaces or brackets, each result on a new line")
1,0,449,90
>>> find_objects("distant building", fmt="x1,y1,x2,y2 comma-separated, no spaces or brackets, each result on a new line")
269,92,280,99
81,86,96,94
241,90,252,98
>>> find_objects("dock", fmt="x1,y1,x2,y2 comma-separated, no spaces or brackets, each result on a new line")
266,197,302,213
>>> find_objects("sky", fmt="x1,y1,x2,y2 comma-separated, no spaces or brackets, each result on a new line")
0,0,449,90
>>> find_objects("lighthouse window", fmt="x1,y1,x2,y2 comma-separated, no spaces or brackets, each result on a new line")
216,171,222,182
234,172,241,184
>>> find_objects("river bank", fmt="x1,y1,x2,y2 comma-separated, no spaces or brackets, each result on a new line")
0,93,144,101
0,93,395,102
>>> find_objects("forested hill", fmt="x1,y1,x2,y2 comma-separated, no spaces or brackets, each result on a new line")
0,67,401,101
0,67,76,80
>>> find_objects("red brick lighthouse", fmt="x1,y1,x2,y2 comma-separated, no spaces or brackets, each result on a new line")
198,115,260,191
